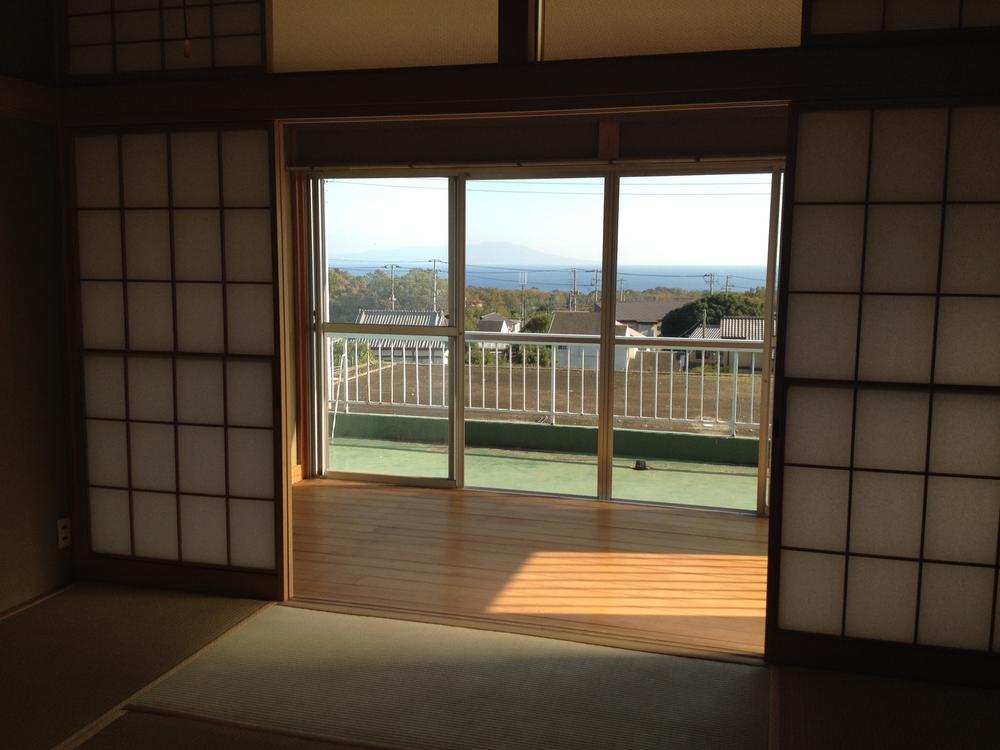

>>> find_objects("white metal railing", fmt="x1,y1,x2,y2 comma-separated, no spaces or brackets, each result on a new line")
325,331,765,436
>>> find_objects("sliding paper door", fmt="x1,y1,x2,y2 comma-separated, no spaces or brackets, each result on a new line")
770,104,1000,678
73,126,282,597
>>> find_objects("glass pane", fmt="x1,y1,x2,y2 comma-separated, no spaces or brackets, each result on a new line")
612,174,772,509
463,178,605,497
324,177,450,326
325,332,450,479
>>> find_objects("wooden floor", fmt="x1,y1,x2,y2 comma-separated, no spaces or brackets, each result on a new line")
292,481,768,661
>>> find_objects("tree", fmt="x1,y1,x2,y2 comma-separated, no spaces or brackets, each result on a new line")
660,292,764,337
522,313,551,333
513,313,552,365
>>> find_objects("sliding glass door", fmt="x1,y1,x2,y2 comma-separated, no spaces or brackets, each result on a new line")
610,173,778,511
310,166,781,512
463,177,605,497
312,176,458,482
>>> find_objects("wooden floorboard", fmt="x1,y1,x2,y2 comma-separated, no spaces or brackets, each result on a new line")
292,481,768,661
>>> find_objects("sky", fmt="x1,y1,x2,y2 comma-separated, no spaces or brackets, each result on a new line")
323,174,773,267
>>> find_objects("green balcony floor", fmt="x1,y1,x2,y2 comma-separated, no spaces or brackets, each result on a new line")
329,437,757,511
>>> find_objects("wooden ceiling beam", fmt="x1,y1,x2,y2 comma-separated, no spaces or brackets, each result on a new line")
59,40,1000,127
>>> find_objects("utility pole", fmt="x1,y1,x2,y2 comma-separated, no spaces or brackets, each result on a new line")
385,263,400,310
704,271,715,295
618,278,625,302
724,274,732,294
427,258,445,311
593,269,600,309
519,271,528,322
569,268,578,311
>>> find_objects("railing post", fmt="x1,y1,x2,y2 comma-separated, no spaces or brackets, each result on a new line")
623,349,629,417
343,344,350,414
730,350,739,437
509,346,514,411
536,345,541,412
638,349,644,419
550,347,557,424
653,350,659,419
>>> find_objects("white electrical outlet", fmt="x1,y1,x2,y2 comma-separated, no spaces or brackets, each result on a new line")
57,518,71,550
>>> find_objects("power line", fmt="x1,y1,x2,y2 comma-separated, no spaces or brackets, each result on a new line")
326,180,770,197
469,179,771,187
328,179,770,188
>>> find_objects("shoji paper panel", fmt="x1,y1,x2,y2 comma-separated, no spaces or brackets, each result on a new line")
77,211,122,279
89,488,131,555
65,1,264,76
127,356,173,421
180,494,228,564
74,128,279,582
83,355,126,419
132,491,179,560
775,105,1000,658
229,498,275,569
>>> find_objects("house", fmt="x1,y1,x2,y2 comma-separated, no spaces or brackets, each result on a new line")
682,316,765,370
5,1,997,746
720,316,766,341
353,308,449,362
547,311,643,369
477,312,522,334
595,300,685,336
474,313,521,354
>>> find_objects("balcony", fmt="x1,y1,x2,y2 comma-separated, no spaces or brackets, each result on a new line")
324,331,767,510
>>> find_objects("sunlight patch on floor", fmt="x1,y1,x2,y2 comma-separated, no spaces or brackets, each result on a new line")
486,551,767,617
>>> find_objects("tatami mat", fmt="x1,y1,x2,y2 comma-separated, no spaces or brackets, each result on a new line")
132,604,769,750
0,583,265,750
80,711,372,749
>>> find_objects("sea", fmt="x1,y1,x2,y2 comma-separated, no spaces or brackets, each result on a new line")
330,262,768,293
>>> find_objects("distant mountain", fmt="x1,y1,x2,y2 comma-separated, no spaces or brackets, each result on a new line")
327,245,445,266
328,241,591,268
466,242,592,268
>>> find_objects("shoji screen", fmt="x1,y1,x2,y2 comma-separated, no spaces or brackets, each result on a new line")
771,104,1000,679
73,127,281,597
65,0,265,76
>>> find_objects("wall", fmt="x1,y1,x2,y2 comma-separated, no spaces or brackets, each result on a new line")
542,0,801,60
1,1,54,84
0,117,69,613
332,412,759,466
271,0,498,73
